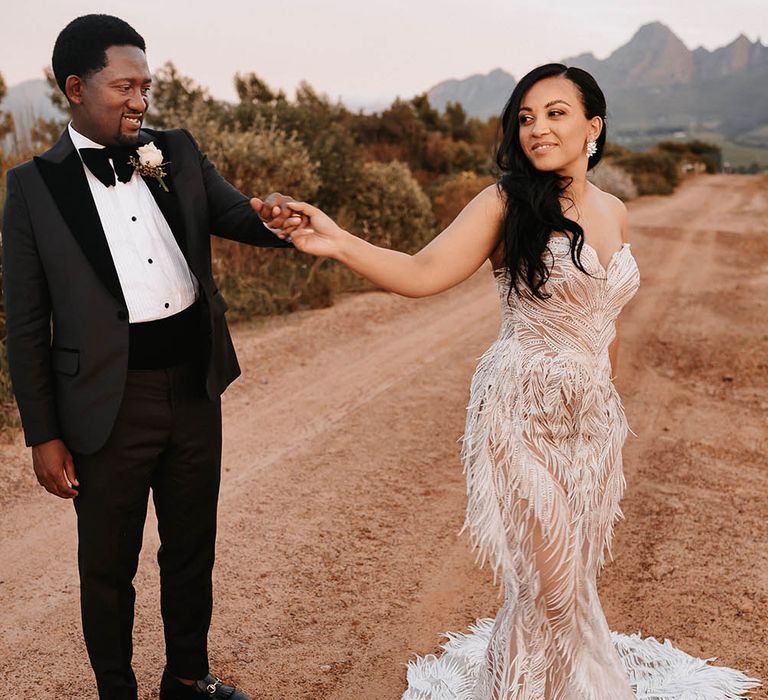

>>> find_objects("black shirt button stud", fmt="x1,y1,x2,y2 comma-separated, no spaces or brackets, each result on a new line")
131,216,137,222
148,258,153,264
164,302,170,309
117,309,128,321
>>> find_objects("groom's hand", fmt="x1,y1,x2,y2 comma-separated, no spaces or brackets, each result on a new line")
32,438,79,499
251,192,307,233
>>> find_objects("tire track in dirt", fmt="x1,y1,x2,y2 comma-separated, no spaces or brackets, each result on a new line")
1,174,766,699
599,175,768,698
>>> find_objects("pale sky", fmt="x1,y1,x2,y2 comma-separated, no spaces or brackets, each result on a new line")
1,0,766,106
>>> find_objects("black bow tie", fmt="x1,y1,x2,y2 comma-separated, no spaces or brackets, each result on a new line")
79,145,136,187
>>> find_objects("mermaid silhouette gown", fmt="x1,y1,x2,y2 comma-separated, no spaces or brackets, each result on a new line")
402,236,762,699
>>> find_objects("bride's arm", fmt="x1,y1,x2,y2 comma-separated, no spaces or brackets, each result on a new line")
286,184,504,298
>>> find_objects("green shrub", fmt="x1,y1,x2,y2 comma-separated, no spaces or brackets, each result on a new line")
613,151,680,195
212,249,338,320
213,160,435,320
200,121,321,202
602,142,632,159
630,171,676,195
430,171,496,229
340,160,435,252
657,139,722,174
422,132,489,175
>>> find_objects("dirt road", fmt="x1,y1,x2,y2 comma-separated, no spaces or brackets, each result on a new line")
1,173,766,699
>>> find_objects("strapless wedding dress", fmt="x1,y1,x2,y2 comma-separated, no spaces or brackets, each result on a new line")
402,236,761,699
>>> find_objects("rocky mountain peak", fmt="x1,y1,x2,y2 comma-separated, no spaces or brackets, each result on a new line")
605,21,693,87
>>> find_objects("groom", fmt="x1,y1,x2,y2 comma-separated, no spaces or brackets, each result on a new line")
2,14,301,700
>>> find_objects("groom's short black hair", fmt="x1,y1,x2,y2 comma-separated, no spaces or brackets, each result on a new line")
52,14,146,96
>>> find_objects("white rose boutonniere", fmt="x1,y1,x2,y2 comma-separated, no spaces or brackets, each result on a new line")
129,142,170,192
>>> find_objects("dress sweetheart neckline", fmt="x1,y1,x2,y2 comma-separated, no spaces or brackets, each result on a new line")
548,235,631,274
492,239,632,276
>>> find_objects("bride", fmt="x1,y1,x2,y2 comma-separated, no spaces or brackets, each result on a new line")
265,63,761,699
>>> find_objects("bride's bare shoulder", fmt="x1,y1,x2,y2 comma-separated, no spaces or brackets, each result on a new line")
590,182,630,242
449,183,506,232
470,184,507,232
589,180,626,211
474,182,505,211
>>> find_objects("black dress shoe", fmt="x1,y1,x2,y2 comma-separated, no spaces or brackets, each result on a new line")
159,668,254,699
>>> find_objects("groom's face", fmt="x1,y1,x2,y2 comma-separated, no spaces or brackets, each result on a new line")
71,45,152,146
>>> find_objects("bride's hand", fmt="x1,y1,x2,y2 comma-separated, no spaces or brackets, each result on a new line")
283,201,349,259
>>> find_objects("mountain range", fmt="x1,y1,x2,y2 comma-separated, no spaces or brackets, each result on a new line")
3,22,768,158
1,77,61,147
427,22,768,148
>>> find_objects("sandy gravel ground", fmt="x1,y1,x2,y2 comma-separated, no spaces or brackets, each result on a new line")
1,173,766,699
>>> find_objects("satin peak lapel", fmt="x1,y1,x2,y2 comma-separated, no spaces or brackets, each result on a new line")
34,132,125,304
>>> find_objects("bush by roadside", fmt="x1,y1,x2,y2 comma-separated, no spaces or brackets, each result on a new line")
612,151,680,195
587,161,638,200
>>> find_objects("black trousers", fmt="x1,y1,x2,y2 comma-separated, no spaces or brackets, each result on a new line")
72,358,222,700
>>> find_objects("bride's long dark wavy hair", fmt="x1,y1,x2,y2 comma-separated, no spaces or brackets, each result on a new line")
496,63,607,299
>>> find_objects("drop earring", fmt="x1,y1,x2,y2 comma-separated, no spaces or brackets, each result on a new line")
586,139,597,157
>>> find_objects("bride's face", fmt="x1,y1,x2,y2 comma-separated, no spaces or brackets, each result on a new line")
517,76,602,173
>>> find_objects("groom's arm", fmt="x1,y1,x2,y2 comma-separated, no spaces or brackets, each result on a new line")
2,168,61,446
179,128,294,248
3,168,78,500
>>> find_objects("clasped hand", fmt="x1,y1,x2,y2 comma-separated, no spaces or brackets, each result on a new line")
250,192,346,258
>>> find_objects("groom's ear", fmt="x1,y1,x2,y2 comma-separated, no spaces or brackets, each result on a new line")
65,75,85,105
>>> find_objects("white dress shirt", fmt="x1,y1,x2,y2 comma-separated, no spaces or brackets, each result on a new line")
68,123,199,323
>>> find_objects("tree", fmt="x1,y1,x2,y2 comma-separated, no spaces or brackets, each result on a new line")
269,82,364,214
0,72,15,141
234,71,284,105
410,93,444,132
443,101,471,141
147,61,226,128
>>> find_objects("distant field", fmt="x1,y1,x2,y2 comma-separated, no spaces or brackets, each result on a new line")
737,123,768,145
690,131,768,169
616,131,768,169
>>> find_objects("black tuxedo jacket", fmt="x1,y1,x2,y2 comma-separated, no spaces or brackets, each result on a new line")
2,127,292,454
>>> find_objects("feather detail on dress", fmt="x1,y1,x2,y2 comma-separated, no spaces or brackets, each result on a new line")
403,238,761,699
403,619,762,699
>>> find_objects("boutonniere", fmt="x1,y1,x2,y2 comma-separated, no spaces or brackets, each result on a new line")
129,142,170,192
